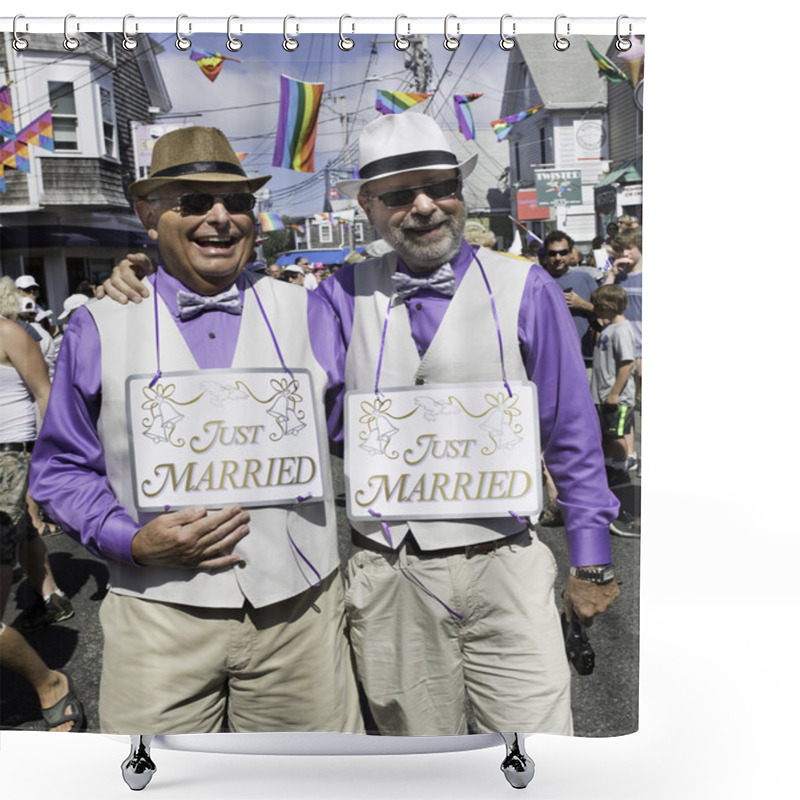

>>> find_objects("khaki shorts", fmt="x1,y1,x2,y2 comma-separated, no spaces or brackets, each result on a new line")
345,530,572,736
98,571,364,735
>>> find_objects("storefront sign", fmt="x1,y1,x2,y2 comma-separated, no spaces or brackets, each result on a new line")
533,169,583,206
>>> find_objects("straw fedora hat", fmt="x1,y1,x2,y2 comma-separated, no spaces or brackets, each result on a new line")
337,113,478,199
130,126,270,198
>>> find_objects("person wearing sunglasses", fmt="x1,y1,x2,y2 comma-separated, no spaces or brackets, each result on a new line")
316,113,621,752
29,127,362,739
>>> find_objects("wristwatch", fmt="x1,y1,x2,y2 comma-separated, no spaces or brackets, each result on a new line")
569,564,615,584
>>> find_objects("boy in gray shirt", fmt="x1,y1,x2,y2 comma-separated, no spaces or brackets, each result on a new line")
590,284,636,489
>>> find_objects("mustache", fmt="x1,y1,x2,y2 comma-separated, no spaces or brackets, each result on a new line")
399,214,453,233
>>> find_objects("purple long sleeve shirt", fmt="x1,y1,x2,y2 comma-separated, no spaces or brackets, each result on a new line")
29,267,345,565
316,240,618,567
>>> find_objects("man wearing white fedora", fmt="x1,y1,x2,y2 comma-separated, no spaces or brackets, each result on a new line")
30,127,362,736
319,112,621,742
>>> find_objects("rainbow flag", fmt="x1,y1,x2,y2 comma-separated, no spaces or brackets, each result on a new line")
0,164,5,193
190,49,242,83
453,94,482,140
289,224,306,235
16,110,54,151
0,86,14,139
586,39,633,86
315,212,335,224
272,75,324,174
490,105,544,142
375,90,433,115
258,212,285,232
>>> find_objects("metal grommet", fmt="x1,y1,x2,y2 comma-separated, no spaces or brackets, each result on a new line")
339,15,355,50
63,14,80,51
394,15,410,50
615,15,632,51
499,14,515,50
175,14,191,51
226,15,243,52
553,14,570,51
12,14,29,51
443,14,460,51
283,15,299,51
121,14,138,50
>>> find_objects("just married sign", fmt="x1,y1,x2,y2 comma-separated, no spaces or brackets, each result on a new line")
344,382,542,521
125,369,326,512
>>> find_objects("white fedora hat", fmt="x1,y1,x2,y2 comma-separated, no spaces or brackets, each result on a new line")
337,113,478,199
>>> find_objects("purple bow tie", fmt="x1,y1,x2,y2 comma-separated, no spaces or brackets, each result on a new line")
391,263,456,304
176,286,242,320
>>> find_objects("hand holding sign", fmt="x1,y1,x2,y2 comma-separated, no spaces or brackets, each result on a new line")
131,504,250,569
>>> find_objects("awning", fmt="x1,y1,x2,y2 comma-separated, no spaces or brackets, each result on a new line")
0,224,152,250
275,247,363,267
595,156,643,188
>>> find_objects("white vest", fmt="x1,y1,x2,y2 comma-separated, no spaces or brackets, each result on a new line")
88,275,337,609
345,246,533,549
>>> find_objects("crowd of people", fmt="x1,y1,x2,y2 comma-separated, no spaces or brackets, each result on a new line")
1,115,639,774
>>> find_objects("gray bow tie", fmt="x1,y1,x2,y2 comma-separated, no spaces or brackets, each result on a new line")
176,285,242,320
391,263,456,304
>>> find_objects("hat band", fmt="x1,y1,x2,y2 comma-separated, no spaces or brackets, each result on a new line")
359,150,458,182
151,160,248,179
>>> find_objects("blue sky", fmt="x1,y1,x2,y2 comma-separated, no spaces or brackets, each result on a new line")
152,33,511,217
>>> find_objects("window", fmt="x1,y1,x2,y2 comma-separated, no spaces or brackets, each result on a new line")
353,222,364,243
48,81,78,151
319,223,332,244
100,87,115,157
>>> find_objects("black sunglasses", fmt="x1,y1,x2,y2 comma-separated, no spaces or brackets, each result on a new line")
151,192,256,215
369,177,461,209
546,248,571,257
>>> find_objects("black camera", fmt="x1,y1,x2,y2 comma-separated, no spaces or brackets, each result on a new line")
561,612,595,675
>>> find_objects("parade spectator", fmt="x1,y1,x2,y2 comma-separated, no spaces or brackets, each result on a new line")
30,126,362,735
1,282,84,732
320,112,620,738
541,230,598,369
295,256,318,290
590,284,636,492
603,227,642,472
282,264,307,286
15,275,45,315
268,263,282,278
463,219,497,249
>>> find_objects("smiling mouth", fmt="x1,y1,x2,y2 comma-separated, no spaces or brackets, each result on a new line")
193,236,238,250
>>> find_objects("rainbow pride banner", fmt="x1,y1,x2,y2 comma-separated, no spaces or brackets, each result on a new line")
1,139,31,171
0,85,14,139
375,90,433,115
490,105,544,142
272,75,324,173
258,212,285,232
16,110,54,151
453,94,482,140
190,49,242,83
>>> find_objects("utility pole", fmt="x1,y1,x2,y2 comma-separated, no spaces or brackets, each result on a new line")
369,35,432,92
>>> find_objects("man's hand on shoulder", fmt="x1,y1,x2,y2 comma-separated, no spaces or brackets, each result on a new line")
563,573,620,627
96,253,154,304
131,505,250,570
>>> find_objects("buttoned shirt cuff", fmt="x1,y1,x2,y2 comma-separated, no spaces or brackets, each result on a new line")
566,526,614,568
94,513,143,566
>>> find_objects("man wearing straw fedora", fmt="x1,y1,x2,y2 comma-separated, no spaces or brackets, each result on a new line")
29,127,362,736
317,113,621,744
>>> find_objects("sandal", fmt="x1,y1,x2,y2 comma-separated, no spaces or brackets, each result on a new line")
41,672,85,732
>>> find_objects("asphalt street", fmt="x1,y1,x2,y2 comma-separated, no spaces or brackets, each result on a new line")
1,454,640,737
